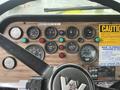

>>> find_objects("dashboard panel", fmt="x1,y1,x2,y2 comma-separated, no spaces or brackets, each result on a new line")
0,15,120,83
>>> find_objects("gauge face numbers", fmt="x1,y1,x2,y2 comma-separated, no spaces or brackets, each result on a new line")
80,44,97,63
27,27,41,40
45,41,58,54
66,41,79,53
66,26,79,39
3,57,17,70
26,45,45,60
83,26,96,39
45,27,58,39
9,27,23,40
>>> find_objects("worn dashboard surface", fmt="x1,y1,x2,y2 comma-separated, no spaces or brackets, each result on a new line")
0,15,120,83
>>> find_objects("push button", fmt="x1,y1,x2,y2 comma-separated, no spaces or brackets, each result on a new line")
59,52,66,58
94,37,101,43
59,45,65,50
59,30,65,36
21,37,28,43
59,37,65,43
39,38,46,43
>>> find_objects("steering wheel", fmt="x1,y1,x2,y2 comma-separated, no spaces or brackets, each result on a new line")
0,34,118,90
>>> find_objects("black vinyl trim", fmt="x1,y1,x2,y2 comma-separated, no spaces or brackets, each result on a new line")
0,15,120,34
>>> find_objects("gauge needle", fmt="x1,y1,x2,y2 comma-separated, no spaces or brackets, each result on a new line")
0,34,51,76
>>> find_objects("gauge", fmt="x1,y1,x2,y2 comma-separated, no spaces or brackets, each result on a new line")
45,27,58,39
83,26,96,39
3,56,17,70
66,26,79,39
45,41,58,54
9,27,23,40
66,41,79,53
79,44,97,63
27,27,41,40
26,44,45,60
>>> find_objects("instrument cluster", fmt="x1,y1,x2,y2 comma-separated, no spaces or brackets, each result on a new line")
1,17,119,83
6,22,99,64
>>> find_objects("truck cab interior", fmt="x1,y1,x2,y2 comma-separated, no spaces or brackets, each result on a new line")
0,0,120,90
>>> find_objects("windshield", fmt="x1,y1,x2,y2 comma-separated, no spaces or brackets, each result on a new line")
0,0,120,20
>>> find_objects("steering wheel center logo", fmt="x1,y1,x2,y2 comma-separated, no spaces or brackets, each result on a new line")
60,76,87,90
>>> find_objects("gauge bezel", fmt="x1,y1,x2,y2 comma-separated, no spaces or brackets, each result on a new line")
79,44,98,64
83,26,96,39
45,26,58,39
9,26,23,40
27,26,41,40
65,40,79,54
66,26,79,39
2,56,17,70
25,44,45,61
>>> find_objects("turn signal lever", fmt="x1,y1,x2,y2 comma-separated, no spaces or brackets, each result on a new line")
0,34,118,90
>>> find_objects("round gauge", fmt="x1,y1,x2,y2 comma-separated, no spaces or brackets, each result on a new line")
27,27,41,40
79,44,97,63
26,44,45,60
45,41,58,54
83,26,96,39
66,41,79,53
45,27,58,39
9,27,23,40
3,56,17,70
66,26,79,39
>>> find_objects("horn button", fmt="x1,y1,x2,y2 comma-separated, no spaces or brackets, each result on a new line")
49,64,95,90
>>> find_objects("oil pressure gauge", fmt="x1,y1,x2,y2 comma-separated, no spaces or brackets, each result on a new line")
79,44,97,64
26,44,45,60
27,27,41,40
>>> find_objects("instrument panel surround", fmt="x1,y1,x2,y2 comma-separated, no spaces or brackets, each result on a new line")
0,15,120,82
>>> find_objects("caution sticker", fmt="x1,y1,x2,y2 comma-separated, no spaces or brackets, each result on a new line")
99,24,120,66
99,24,120,46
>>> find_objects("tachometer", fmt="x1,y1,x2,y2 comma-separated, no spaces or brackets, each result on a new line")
26,44,45,60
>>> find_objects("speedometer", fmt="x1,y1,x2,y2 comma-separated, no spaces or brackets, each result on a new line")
79,44,98,63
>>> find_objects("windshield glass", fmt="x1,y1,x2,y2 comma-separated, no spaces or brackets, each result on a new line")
0,0,120,20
